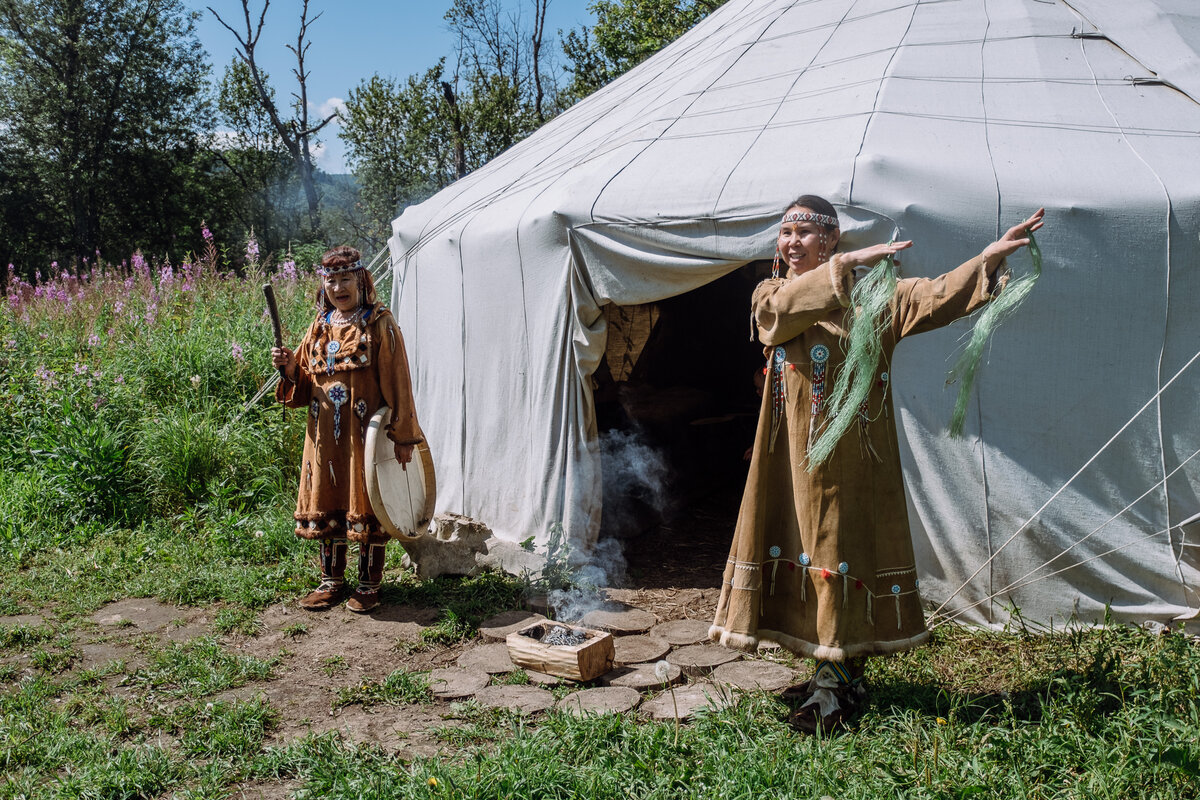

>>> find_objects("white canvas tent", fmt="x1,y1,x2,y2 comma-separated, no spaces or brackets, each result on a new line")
389,0,1200,626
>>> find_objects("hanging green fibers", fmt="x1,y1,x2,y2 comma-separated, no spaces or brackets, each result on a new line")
807,253,898,468
947,230,1042,437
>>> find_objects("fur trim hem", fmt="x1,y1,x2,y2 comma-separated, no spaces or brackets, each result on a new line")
755,627,931,660
709,625,759,653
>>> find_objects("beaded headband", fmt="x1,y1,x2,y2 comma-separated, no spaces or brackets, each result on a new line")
780,210,838,228
316,260,364,277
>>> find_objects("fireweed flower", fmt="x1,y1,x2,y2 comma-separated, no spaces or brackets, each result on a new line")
245,231,259,263
87,333,100,348
278,260,297,281
231,341,244,362
202,222,213,242
113,299,124,315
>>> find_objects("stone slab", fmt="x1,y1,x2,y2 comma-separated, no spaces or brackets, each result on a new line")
524,669,562,686
90,599,185,632
0,614,46,629
456,643,515,674
712,661,795,693
473,685,555,715
613,635,671,667
666,643,742,677
429,668,490,700
581,605,658,635
555,686,642,716
600,662,683,690
651,619,712,646
479,610,548,642
642,682,733,721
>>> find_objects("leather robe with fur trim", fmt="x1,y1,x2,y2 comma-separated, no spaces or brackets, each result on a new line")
276,302,423,544
710,254,1001,660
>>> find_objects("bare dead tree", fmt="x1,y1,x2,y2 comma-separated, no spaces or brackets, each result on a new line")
208,0,334,234
530,0,548,123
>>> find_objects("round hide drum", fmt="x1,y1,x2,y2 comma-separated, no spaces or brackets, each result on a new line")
364,406,436,539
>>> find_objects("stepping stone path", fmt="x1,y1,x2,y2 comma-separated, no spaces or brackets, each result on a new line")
474,685,555,715
642,682,732,721
651,619,712,646
429,668,490,699
667,643,742,677
556,686,641,716
601,662,683,690
478,610,547,642
581,604,658,635
613,635,671,667
712,661,795,693
456,643,515,674
419,605,788,725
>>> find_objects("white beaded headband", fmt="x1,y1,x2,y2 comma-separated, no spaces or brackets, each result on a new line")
781,210,838,228
316,260,364,277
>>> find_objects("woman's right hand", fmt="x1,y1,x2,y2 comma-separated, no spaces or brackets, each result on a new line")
839,240,913,270
271,346,297,382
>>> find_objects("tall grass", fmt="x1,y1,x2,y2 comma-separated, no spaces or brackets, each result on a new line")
0,233,311,584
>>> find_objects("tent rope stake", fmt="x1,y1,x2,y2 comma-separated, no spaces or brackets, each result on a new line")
930,340,1200,622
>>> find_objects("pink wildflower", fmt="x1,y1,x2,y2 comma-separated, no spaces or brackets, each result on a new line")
231,341,245,362
114,374,125,384
245,231,259,263
87,333,100,348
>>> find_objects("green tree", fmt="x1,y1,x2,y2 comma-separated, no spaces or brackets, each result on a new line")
0,0,210,266
340,65,456,247
562,0,728,99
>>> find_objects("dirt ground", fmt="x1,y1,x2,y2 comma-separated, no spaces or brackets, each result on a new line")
0,490,743,780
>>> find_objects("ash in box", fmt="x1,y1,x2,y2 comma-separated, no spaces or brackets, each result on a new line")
538,625,589,647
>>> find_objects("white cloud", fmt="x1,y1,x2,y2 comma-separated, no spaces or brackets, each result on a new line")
317,96,347,119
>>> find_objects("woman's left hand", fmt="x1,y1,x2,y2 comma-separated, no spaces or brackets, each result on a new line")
982,208,1045,270
394,443,414,470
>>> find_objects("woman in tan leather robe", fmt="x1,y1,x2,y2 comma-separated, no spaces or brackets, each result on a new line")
710,196,1044,732
272,246,423,613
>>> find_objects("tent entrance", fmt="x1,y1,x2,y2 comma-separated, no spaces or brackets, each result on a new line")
593,263,768,587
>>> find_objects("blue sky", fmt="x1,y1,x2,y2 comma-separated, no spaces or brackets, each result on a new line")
189,1,597,173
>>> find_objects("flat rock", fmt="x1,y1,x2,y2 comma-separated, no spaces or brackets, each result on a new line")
91,598,187,632
473,685,554,715
581,605,658,635
613,635,671,667
479,610,548,642
524,670,562,686
429,668,490,699
555,687,642,716
651,619,712,646
601,662,683,690
0,614,45,629
456,643,515,674
712,661,795,693
667,643,742,677
642,682,733,721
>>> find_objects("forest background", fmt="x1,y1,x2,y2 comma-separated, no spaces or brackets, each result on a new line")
0,0,726,273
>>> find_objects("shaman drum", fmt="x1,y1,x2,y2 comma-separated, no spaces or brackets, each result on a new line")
364,406,436,539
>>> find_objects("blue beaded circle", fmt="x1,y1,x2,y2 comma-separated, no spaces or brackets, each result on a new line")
768,545,781,558
799,553,811,566
914,578,920,589
838,562,849,574
880,372,889,382
810,344,829,364
891,585,901,595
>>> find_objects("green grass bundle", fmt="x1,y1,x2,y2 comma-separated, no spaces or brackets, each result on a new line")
948,231,1042,437
807,253,898,468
